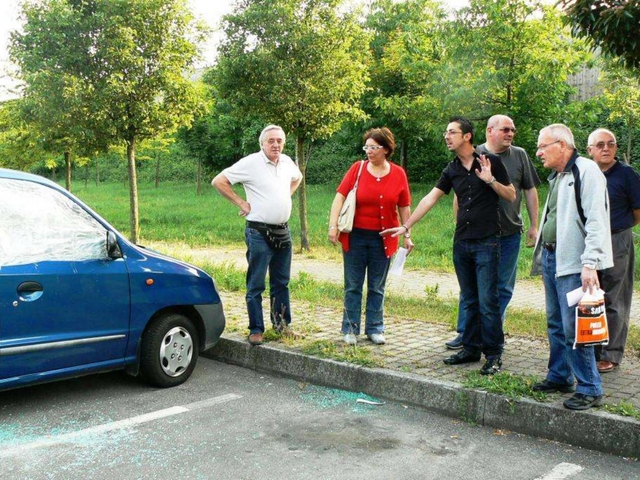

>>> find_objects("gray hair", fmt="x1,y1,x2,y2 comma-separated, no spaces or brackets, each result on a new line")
587,128,617,147
259,125,285,145
539,123,575,148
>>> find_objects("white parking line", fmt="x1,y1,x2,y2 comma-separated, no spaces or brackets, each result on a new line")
0,393,242,457
535,463,584,480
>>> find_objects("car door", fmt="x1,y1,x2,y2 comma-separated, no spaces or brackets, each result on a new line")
0,178,130,380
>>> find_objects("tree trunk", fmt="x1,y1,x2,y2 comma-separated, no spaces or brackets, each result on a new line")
96,160,100,186
626,120,633,164
155,156,160,188
127,137,140,244
65,151,72,192
197,159,202,196
85,163,89,187
295,136,310,251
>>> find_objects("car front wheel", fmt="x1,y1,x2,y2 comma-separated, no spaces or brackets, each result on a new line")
140,313,199,388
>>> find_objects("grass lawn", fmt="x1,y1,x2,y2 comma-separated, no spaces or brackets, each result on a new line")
73,180,639,355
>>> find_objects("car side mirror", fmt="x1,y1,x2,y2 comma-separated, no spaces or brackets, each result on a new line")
107,231,123,259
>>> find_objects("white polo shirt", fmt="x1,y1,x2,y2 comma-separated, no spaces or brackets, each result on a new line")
221,150,302,225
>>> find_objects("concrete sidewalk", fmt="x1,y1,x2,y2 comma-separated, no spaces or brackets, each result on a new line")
151,243,640,458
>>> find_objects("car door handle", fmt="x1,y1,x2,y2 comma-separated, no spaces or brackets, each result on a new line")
17,281,44,302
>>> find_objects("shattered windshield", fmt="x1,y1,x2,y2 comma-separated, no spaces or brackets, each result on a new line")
0,178,109,267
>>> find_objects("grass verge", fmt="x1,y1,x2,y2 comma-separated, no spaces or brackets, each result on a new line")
602,402,640,421
463,371,549,406
301,340,384,368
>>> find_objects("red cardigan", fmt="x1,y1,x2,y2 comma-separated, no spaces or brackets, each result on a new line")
337,160,411,258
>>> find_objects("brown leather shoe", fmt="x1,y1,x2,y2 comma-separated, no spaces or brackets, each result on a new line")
248,333,263,346
597,360,618,373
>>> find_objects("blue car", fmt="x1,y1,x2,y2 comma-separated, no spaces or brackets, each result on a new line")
0,168,225,390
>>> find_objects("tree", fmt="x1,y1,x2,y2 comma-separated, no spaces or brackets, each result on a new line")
0,98,55,171
560,0,640,70
10,0,109,192
364,0,448,170
11,0,207,243
215,0,370,251
601,62,640,162
448,0,592,151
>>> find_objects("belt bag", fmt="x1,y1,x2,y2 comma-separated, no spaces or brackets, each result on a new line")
248,222,292,250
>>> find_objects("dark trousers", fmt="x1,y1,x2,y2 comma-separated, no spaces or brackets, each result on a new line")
453,235,504,358
597,229,634,364
244,227,292,334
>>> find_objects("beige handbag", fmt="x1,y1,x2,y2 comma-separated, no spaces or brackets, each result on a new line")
337,160,365,233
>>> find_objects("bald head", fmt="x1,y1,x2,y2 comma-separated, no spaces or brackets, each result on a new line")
485,115,516,154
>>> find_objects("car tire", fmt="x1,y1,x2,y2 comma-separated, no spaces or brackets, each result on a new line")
140,313,199,388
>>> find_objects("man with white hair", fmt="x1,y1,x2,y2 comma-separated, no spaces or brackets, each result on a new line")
213,125,303,346
587,128,640,373
447,114,541,349
531,124,613,410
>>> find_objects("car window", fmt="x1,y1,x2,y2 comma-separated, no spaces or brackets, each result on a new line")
0,178,109,267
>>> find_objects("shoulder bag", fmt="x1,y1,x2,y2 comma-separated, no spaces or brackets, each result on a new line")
337,160,365,233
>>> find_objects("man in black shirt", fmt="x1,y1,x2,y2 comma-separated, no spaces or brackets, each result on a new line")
382,116,515,374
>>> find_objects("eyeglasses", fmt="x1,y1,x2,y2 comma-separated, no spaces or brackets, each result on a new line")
443,130,462,137
590,141,617,150
363,145,385,151
536,140,561,151
496,127,517,134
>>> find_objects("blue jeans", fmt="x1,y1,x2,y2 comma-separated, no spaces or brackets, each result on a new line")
245,227,292,334
457,233,521,333
342,228,390,335
454,236,503,358
542,249,603,396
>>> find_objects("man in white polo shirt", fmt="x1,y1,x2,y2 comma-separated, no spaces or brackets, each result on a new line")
212,125,303,345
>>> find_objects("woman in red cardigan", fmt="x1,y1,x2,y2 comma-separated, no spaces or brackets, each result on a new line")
328,127,414,345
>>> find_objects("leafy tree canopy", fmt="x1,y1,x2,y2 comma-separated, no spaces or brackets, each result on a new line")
560,0,640,70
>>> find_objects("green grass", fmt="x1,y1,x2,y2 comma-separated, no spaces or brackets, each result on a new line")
73,181,640,354
603,401,640,421
70,181,512,275
463,371,549,405
73,180,640,281
301,340,384,368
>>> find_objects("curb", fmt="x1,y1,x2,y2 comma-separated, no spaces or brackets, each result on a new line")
203,337,640,459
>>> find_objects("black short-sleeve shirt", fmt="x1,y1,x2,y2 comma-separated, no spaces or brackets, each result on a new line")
435,152,511,242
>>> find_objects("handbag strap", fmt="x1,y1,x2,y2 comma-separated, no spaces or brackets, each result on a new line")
352,160,366,191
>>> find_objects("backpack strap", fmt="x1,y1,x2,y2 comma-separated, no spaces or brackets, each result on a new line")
571,163,587,226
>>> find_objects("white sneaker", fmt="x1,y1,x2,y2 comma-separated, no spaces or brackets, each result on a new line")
343,333,357,345
368,333,386,345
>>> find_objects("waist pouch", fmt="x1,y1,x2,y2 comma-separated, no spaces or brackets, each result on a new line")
247,221,292,250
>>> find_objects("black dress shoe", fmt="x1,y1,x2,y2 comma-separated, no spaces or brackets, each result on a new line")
532,379,575,393
445,333,464,350
563,393,602,410
443,350,481,365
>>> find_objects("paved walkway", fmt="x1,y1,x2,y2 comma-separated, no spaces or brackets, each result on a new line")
157,243,640,327
153,242,640,409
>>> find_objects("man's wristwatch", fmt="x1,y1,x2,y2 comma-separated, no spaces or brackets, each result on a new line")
583,264,596,270
486,177,496,185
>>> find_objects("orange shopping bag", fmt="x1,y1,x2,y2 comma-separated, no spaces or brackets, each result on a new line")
573,289,609,349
